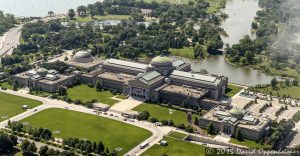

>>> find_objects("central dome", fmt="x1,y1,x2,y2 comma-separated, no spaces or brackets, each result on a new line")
72,51,94,63
150,56,173,68
229,108,245,119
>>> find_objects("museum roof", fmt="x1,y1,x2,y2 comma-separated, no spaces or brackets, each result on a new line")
140,71,161,82
172,59,186,67
160,84,209,99
171,70,217,83
107,59,148,70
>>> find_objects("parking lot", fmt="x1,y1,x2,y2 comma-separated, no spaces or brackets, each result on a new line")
232,94,300,121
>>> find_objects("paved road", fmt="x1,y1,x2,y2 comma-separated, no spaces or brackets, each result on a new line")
0,26,22,57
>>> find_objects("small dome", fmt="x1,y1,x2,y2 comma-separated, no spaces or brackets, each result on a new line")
229,108,245,119
72,51,94,63
150,56,173,68
37,68,48,77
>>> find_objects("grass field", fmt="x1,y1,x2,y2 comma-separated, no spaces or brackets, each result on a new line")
143,0,225,13
133,103,198,126
0,92,42,122
142,136,206,156
230,138,272,149
0,81,13,90
74,14,129,22
250,85,300,99
21,108,152,155
225,84,244,97
170,47,194,59
167,131,187,140
67,85,119,105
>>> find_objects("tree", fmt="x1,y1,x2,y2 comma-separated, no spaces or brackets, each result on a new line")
194,44,207,59
48,11,54,17
77,6,87,17
285,79,290,87
39,145,49,155
21,140,37,155
68,9,75,19
194,117,199,125
206,122,214,134
271,78,278,88
57,86,67,96
97,141,105,154
235,128,243,141
137,111,150,120
95,80,102,91
293,79,299,86
0,132,18,151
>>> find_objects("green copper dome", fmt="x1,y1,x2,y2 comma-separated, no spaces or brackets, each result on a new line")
151,56,172,64
229,108,244,116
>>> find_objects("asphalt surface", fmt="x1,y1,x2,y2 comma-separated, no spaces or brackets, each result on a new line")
0,26,22,57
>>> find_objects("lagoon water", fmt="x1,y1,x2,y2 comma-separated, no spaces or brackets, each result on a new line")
0,0,102,17
191,0,276,86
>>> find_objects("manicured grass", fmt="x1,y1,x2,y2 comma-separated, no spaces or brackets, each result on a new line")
21,108,152,155
0,92,42,122
250,85,300,99
225,84,244,97
142,136,206,156
67,85,119,105
74,15,129,22
230,138,272,149
133,103,198,126
0,81,13,90
206,0,226,13
115,94,127,99
167,131,187,140
170,47,194,59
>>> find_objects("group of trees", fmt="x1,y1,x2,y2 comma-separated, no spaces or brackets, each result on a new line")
0,10,16,35
39,145,75,156
62,137,113,155
20,140,37,155
8,121,53,141
0,132,18,152
269,119,295,149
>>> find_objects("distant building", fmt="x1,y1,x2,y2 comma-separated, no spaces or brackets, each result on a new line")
13,51,228,109
93,103,110,112
199,106,271,141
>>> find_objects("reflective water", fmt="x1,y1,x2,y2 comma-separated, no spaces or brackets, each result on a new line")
191,0,276,86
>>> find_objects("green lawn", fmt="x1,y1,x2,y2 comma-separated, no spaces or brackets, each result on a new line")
67,85,119,105
0,81,13,90
74,14,129,22
133,103,198,126
230,138,272,149
21,108,152,155
0,92,42,122
170,47,195,59
142,136,206,156
167,131,187,140
250,85,300,99
115,94,127,99
225,84,244,97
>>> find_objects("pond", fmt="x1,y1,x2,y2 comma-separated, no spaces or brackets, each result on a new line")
191,0,276,86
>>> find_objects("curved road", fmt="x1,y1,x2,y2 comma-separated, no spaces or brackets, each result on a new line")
0,26,22,57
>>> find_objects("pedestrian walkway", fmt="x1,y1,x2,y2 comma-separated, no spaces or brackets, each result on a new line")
110,97,143,112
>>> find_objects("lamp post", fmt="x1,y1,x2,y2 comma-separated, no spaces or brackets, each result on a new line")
169,109,173,126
